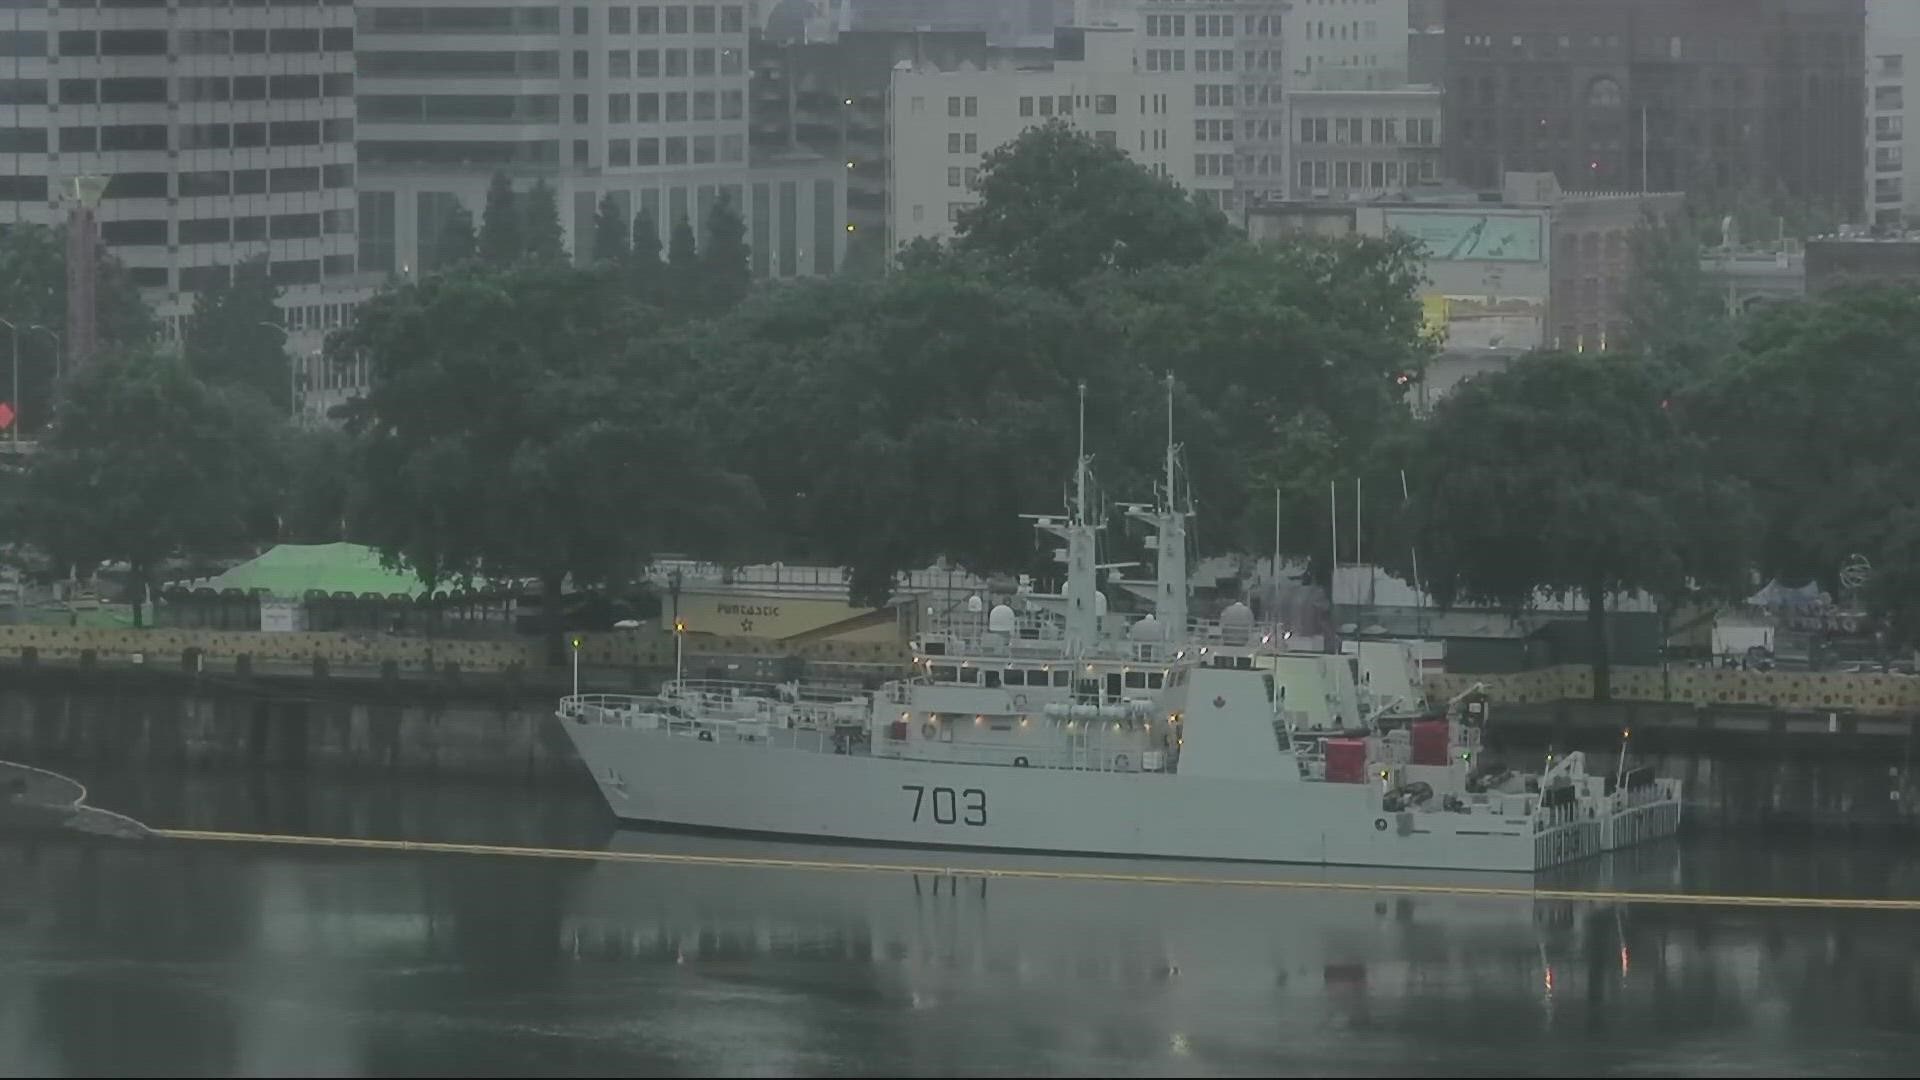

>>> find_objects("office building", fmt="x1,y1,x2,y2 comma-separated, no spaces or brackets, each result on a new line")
1443,0,1865,218
0,0,366,389
1867,0,1920,226
355,1,845,283
888,26,1193,249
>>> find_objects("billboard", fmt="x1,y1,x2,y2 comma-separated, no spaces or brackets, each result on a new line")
1385,210,1545,263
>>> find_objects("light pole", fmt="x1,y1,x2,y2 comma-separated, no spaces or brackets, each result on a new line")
0,316,17,444
668,567,684,691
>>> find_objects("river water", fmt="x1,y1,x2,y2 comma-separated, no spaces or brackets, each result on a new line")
3,769,1919,1077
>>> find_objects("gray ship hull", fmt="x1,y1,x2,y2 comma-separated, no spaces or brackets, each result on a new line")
560,720,1620,874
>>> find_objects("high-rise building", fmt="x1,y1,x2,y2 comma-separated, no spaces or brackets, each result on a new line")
1443,0,1865,219
887,26,1194,250
1284,0,1409,90
0,0,365,383
1289,86,1443,200
751,29,1030,272
1136,1,1290,213
355,1,846,283
1867,0,1920,227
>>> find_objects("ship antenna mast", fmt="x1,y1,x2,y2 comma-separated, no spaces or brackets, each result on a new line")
1076,380,1089,525
1164,371,1176,510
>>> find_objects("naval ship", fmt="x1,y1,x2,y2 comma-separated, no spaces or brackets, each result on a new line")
557,381,1682,873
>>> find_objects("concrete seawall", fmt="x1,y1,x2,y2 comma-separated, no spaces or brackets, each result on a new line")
1,665,1915,833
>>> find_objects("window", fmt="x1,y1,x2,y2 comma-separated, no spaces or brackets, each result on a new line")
665,136,687,163
609,138,631,166
1878,85,1904,111
1094,94,1117,115
611,7,631,34
1038,96,1053,117
664,5,686,33
102,125,169,151
720,47,741,74
947,96,960,117
965,133,977,153
1019,96,1032,117
721,89,742,118
269,74,320,100
234,76,266,100
324,164,355,189
665,91,686,120
610,93,630,122
102,77,167,104
692,134,714,163
271,167,320,193
948,166,962,188
573,5,588,34
574,139,589,166
636,49,659,76
1095,130,1116,147
721,133,743,161
693,89,714,119
1879,54,1904,77
100,29,166,56
268,28,320,53
179,171,229,197
665,48,686,75
610,50,630,77
179,218,232,245
965,96,977,117
637,92,660,121
636,137,660,165
574,94,589,123
693,48,713,75
58,30,95,57
693,4,713,32
573,50,589,77
270,120,320,146
722,5,743,33
1878,115,1904,141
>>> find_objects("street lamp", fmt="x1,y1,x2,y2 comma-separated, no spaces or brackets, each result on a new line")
668,568,684,691
0,316,16,444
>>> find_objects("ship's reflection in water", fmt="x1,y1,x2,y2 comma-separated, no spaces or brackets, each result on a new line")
3,828,1919,1077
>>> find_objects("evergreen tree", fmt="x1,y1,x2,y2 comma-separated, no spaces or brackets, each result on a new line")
667,215,698,307
429,203,476,271
182,256,291,411
523,179,567,263
478,171,521,266
592,193,630,265
698,192,751,313
631,209,664,299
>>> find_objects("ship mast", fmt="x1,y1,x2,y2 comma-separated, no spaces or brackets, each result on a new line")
1155,371,1190,642
1025,382,1103,655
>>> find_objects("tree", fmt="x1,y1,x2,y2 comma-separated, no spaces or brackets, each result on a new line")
1689,287,1920,602
697,192,751,314
0,223,154,434
592,193,630,265
1620,209,1731,372
682,263,1165,604
1401,352,1752,701
630,209,664,299
478,172,521,266
951,119,1235,291
182,256,290,410
277,425,357,543
522,179,566,263
1086,235,1434,565
667,215,698,311
21,351,278,626
429,203,477,271
335,262,756,663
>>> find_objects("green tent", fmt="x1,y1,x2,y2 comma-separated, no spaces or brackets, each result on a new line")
192,543,431,598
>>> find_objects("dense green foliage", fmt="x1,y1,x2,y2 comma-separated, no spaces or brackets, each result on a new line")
10,124,1920,688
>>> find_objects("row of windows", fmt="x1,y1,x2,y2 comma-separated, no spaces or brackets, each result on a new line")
599,4,746,36
361,5,559,34
46,73,354,105
1143,13,1282,39
602,88,744,123
604,131,744,166
5,27,355,58
96,212,344,247
606,47,742,78
177,257,349,291
174,118,354,149
1295,157,1438,190
1297,116,1439,146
